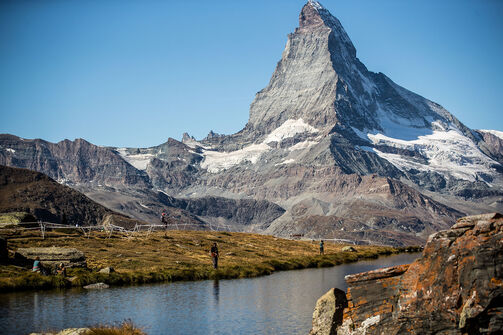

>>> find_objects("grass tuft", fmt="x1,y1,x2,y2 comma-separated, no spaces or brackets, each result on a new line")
90,320,146,335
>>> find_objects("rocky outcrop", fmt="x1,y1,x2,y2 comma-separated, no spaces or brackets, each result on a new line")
309,288,348,335
98,266,115,274
83,282,109,289
309,213,503,334
15,247,86,269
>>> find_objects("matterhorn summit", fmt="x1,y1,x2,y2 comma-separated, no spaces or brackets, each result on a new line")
1,1,502,245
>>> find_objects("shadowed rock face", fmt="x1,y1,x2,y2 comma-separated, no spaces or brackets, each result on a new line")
476,130,503,166
157,194,286,230
309,288,348,335
0,165,115,225
310,213,503,334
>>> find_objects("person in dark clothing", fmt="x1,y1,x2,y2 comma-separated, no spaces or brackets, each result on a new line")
319,240,324,255
32,257,47,275
210,243,219,269
56,263,66,277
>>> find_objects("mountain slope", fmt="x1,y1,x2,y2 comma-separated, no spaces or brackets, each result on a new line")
0,165,122,226
0,134,150,188
1,1,501,245
0,165,207,229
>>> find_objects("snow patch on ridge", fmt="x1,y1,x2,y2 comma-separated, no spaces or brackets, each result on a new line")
264,119,318,144
116,148,154,170
355,122,498,183
350,102,501,184
289,140,318,151
201,119,319,173
201,143,270,173
183,137,210,149
375,105,431,140
308,0,324,10
276,158,296,166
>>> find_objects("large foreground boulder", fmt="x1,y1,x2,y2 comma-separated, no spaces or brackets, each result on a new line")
15,247,86,269
310,213,503,334
309,288,347,335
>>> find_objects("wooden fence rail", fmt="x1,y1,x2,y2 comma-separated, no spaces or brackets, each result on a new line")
0,220,233,239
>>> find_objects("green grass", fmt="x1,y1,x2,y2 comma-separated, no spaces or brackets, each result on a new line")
0,229,421,292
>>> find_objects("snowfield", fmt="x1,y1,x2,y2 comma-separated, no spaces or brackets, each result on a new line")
201,119,319,173
353,116,500,183
201,143,270,173
116,148,155,170
264,119,318,144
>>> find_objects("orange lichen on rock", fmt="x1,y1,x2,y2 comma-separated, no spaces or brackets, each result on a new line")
311,213,503,334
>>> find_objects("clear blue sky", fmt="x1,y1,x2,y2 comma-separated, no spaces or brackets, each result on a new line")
1,0,502,147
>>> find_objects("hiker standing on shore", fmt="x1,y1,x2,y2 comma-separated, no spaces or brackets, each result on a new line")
319,240,324,255
210,243,219,269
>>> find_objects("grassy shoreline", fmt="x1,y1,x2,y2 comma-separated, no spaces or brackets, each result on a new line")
0,229,421,292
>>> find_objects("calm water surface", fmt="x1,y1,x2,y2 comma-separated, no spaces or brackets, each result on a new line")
0,253,419,335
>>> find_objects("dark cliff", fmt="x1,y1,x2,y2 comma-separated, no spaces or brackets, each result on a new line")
0,165,116,225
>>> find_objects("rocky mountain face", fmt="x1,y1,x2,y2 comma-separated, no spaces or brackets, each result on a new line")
1,1,502,245
0,165,119,226
309,213,503,334
0,134,150,188
0,165,205,229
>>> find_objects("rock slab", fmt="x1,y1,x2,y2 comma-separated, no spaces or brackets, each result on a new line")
310,213,503,334
99,266,115,274
15,247,86,268
83,282,109,289
309,288,347,335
